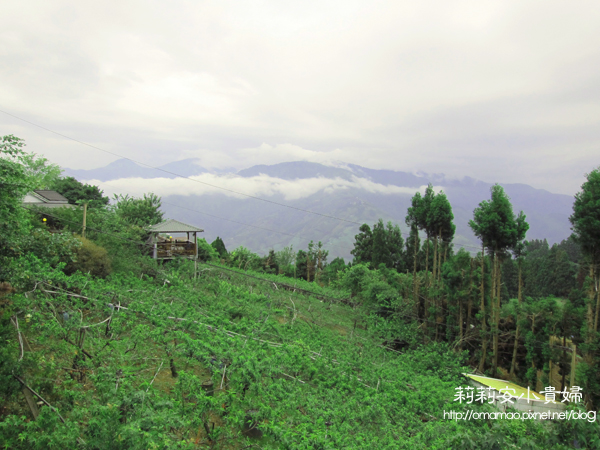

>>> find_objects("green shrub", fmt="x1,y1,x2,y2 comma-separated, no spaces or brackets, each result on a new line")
66,236,111,278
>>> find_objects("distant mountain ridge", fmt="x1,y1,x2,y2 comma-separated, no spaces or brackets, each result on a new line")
62,159,575,260
62,158,209,181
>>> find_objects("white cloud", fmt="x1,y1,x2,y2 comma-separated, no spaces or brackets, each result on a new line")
180,143,348,170
1,0,600,195
86,173,439,201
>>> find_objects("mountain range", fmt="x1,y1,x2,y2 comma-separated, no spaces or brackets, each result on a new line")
62,160,575,261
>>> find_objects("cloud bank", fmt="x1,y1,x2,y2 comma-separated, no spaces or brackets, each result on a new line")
2,0,599,195
87,173,439,201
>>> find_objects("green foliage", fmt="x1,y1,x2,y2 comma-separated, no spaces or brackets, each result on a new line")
295,249,308,280
50,176,109,207
352,219,405,272
197,238,218,262
18,152,62,190
64,236,112,278
230,246,262,271
275,245,295,268
350,223,373,264
2,135,600,447
263,249,279,274
469,184,520,253
210,236,228,258
113,193,163,227
1,136,34,280
429,190,456,243
569,166,600,264
405,223,421,272
43,203,150,275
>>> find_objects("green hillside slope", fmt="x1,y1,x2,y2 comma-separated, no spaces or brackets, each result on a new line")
2,260,596,449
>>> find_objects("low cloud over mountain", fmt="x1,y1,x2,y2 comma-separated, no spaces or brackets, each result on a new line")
64,160,574,260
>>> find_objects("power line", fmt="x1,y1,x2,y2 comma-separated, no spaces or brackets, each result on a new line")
1,109,361,225
4,109,577,258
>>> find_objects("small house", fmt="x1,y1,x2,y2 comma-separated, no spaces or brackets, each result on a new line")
23,190,74,209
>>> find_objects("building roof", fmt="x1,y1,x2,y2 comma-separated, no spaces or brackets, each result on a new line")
23,190,74,208
149,219,204,233
33,190,69,202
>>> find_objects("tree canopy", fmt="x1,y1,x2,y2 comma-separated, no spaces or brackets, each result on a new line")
51,176,109,207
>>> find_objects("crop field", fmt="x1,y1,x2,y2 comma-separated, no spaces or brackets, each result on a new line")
3,258,591,450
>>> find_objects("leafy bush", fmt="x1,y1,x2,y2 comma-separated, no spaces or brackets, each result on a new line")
197,238,218,262
113,193,163,227
65,236,111,278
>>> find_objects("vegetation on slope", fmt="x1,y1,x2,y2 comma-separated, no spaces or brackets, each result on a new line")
2,135,600,448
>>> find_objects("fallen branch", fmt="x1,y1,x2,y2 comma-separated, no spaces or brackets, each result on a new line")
281,373,306,384
146,361,164,393
220,365,227,390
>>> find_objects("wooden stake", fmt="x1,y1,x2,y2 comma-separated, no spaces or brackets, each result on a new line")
22,386,40,419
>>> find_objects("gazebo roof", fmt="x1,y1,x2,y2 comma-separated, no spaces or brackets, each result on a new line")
149,219,204,233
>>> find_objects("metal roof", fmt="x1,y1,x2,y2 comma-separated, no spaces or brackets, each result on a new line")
149,219,204,233
33,190,70,203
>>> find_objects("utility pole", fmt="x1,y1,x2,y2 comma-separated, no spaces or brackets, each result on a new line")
82,202,88,238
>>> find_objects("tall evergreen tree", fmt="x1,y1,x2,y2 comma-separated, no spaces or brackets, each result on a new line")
510,211,529,375
569,167,600,373
351,224,373,265
427,191,455,340
295,249,308,280
405,223,421,274
406,193,424,317
211,237,228,258
386,221,405,272
470,184,521,374
372,219,391,268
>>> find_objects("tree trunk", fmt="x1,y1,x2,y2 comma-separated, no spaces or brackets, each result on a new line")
316,249,322,284
424,235,430,337
440,240,448,340
478,244,487,373
493,253,502,375
432,233,438,290
594,267,600,332
413,228,419,319
510,258,523,375
490,251,497,374
531,316,537,371
458,269,464,350
441,242,447,283
560,335,567,399
433,232,439,341
466,258,473,335
585,264,595,364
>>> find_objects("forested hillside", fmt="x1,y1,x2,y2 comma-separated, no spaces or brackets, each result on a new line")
63,159,575,260
2,135,600,449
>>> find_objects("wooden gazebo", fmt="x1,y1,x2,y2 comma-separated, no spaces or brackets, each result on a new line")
148,219,203,261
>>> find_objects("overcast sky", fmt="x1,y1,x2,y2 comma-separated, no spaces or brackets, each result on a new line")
1,0,599,196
